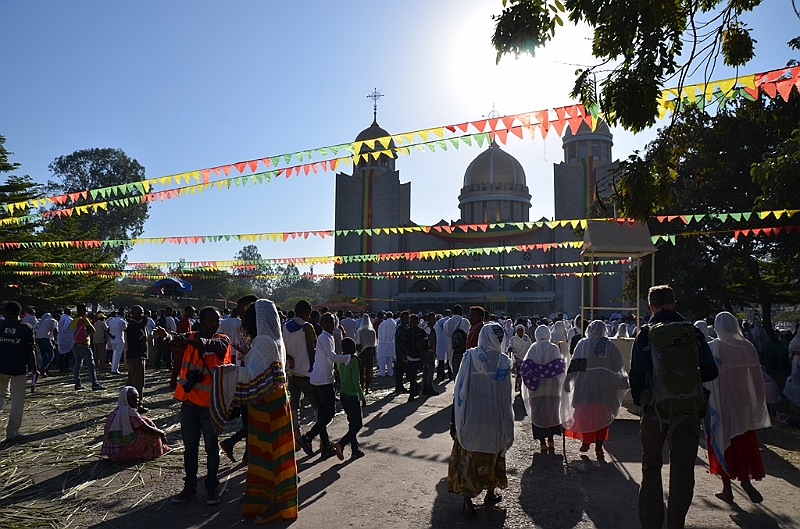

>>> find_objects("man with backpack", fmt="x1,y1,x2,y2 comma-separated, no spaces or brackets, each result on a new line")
631,285,718,529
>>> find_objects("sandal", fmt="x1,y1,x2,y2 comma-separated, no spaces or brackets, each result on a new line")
485,492,502,506
742,482,763,504
463,498,477,518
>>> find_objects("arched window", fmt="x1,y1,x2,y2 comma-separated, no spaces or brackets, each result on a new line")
409,280,439,293
511,278,540,292
459,279,489,292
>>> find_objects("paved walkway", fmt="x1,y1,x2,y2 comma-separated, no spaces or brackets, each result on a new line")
2,370,798,528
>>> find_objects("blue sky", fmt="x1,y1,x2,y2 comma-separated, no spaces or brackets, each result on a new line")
1,1,797,274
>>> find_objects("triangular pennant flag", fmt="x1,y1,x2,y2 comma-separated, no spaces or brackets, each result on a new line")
493,129,508,144
471,119,487,132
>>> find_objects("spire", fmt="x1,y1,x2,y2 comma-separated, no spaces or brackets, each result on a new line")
483,104,500,147
366,87,384,125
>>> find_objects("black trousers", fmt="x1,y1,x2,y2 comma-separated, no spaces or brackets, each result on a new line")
360,347,375,390
306,384,335,447
338,395,362,451
395,356,407,391
405,360,421,397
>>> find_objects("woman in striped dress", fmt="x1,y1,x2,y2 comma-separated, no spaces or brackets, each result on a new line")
212,299,298,524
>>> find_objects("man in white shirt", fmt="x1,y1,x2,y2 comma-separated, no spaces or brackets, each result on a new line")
107,310,128,375
297,313,351,460
340,311,357,339
216,307,241,344
376,311,396,377
282,300,318,445
435,310,451,381
35,312,58,375
443,304,470,378
56,309,74,373
154,307,177,369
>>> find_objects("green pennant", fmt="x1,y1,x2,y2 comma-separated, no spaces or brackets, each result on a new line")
340,144,355,155
412,144,425,152
462,136,472,147
730,213,742,221
738,87,756,101
436,140,447,151
693,214,705,222
317,147,328,156
355,229,363,235
427,142,436,152
224,235,231,241
303,150,312,160
757,211,767,219
669,235,676,245
651,236,659,244
134,182,145,195
296,151,304,162
90,189,99,200
475,133,489,148
265,172,274,182
717,213,727,222
270,157,280,167
449,138,460,149
742,212,752,220
282,154,292,165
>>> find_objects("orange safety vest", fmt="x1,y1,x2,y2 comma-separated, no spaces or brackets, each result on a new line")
173,332,231,407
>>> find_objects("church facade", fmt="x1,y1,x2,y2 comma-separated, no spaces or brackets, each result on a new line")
333,118,628,317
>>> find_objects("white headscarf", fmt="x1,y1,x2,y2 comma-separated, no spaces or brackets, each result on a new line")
108,386,140,443
453,323,514,454
521,326,568,428
704,312,770,473
210,299,288,433
615,323,629,338
358,314,373,332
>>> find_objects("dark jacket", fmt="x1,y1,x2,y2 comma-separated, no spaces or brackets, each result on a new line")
630,309,718,407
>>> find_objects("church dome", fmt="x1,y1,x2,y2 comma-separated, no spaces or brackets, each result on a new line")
458,142,531,223
353,119,396,172
561,119,613,165
562,119,612,145
355,120,391,142
463,142,526,188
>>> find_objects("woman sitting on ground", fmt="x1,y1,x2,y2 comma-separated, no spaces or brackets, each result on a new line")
100,386,169,462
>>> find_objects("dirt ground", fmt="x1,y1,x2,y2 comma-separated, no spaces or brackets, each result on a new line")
1,365,799,529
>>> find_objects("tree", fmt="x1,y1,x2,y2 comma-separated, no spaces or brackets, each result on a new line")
492,0,772,131
613,90,800,327
46,148,149,260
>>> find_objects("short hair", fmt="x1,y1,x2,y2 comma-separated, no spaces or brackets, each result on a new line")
452,304,463,316
400,310,411,319
237,294,257,307
295,299,312,315
409,313,419,322
469,306,486,319
342,337,356,353
385,311,393,319
310,310,321,320
444,309,452,316
648,285,676,309
321,313,334,326
4,301,22,318
198,306,220,322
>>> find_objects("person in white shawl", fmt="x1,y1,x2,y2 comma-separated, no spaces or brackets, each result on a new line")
521,325,566,455
551,320,570,359
508,324,531,392
447,323,513,518
211,299,298,523
376,312,396,377
100,386,168,462
563,319,629,459
704,312,770,504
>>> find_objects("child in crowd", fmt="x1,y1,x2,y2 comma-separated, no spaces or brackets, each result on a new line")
334,338,366,460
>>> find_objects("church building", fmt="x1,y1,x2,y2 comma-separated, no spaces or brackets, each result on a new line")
333,115,627,317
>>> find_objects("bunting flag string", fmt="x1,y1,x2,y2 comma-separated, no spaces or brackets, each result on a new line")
2,63,797,215
650,223,800,245
0,240,585,270
1,207,798,247
0,268,621,281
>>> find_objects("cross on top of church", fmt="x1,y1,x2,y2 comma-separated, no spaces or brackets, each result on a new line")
483,103,500,119
367,87,384,124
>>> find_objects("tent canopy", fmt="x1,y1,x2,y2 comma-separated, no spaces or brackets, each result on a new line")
153,277,193,294
580,220,656,258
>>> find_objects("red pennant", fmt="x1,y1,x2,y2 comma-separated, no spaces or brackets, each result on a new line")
247,160,259,173
656,216,667,222
487,118,499,131
550,118,566,137
234,162,246,174
458,224,469,232
68,192,81,202
554,106,568,121
303,164,311,176
477,224,488,232
501,116,516,130
446,125,456,133
470,119,487,132
201,169,210,183
761,82,777,99
567,116,584,135
493,129,508,144
509,126,524,139
261,158,271,167
455,122,469,133
211,167,220,176
221,165,232,176
776,78,795,101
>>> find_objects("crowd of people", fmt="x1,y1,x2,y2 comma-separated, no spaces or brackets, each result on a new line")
0,285,796,525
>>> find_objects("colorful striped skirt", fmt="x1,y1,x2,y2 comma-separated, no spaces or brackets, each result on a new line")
243,387,298,522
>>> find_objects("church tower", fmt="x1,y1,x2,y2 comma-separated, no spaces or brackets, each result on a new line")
333,117,410,302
